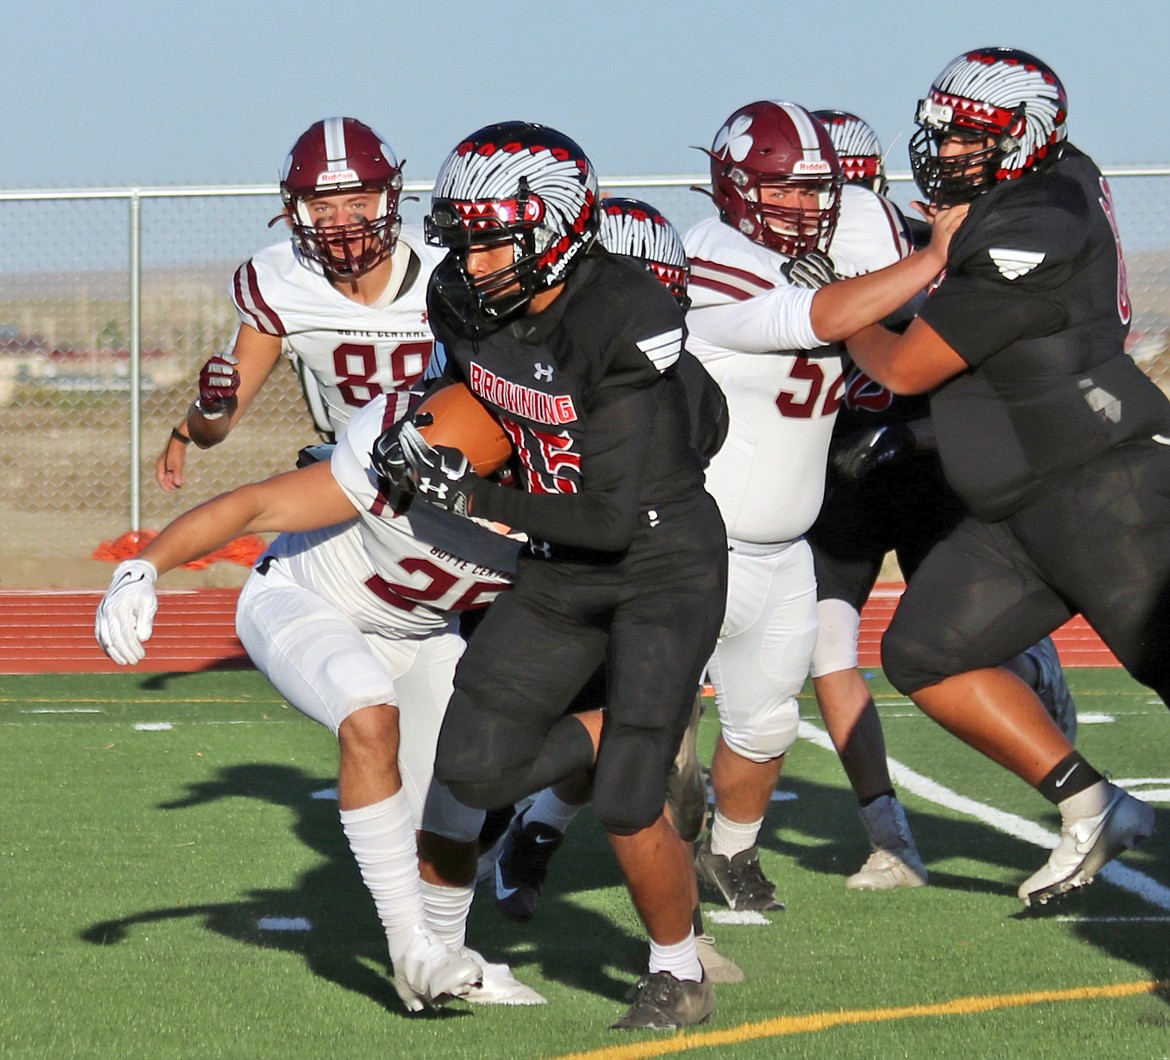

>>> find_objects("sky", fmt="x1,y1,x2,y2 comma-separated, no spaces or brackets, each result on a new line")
3,0,1168,193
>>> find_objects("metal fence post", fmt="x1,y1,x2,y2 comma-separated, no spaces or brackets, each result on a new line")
129,188,142,532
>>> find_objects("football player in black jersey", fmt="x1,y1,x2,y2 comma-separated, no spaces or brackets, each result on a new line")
804,108,1078,892
372,123,728,1029
845,48,1167,906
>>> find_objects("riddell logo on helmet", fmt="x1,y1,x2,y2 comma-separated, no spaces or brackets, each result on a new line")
316,169,360,187
793,160,832,175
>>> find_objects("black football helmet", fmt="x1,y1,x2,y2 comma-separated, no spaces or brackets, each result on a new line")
598,197,690,307
812,110,888,196
425,121,600,331
702,100,844,257
909,47,1068,205
279,117,404,280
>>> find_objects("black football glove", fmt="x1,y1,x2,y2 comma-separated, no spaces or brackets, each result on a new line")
397,422,478,517
781,250,842,290
831,423,916,483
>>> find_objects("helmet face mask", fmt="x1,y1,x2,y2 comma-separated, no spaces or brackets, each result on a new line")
705,100,844,257
426,122,600,333
598,197,690,308
280,117,405,280
909,47,1068,205
812,110,888,196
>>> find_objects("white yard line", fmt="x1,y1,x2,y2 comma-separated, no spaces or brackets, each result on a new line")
798,720,1170,911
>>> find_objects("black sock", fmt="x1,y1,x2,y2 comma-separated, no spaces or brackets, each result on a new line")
859,789,895,809
1036,752,1103,805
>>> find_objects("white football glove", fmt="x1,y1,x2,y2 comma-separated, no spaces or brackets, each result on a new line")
95,559,159,665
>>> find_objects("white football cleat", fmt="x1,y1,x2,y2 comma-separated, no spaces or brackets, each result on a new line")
459,948,546,1005
393,928,482,1013
846,794,928,891
1019,785,1155,906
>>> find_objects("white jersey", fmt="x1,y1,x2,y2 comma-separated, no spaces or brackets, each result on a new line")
684,185,909,543
230,225,445,435
259,396,520,640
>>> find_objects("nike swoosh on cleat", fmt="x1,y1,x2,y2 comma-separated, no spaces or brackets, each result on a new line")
494,863,519,900
533,835,558,844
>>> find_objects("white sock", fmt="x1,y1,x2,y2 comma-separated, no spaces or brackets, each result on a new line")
1058,779,1112,824
339,791,426,965
709,809,762,859
526,788,581,834
648,929,703,982
420,879,474,952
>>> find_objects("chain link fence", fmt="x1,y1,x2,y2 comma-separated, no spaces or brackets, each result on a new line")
1,172,1168,584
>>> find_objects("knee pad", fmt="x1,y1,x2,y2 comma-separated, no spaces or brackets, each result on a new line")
881,623,954,695
809,598,861,678
719,695,800,762
591,726,673,835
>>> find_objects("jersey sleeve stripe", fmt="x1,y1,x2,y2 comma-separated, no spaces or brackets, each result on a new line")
875,197,912,260
232,260,286,336
688,257,775,301
636,328,683,371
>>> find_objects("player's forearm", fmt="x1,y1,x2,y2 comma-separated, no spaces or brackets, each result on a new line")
186,398,238,448
137,490,261,576
809,247,945,343
471,481,638,552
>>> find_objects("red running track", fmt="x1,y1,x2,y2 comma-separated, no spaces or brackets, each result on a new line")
0,584,1120,675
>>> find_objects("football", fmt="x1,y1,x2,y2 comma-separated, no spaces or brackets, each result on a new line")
414,382,511,476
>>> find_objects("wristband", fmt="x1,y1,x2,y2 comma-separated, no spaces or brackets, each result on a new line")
170,428,191,446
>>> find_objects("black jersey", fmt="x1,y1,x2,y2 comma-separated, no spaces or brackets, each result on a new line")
428,247,719,552
919,144,1170,520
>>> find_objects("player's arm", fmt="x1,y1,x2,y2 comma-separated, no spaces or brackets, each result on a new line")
153,325,284,491
386,380,655,553
465,383,652,552
97,461,358,665
806,203,967,343
186,324,284,447
844,317,969,395
153,461,355,573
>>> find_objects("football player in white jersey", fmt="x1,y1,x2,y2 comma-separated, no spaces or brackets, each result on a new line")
106,393,544,1011
156,117,443,491
683,100,965,911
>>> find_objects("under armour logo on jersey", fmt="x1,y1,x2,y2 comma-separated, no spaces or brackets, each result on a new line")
533,363,554,382
637,328,683,372
988,247,1045,280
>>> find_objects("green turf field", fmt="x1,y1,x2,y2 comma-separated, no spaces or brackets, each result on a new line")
1,670,1167,1058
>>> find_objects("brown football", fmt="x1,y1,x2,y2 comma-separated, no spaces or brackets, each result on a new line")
415,382,511,476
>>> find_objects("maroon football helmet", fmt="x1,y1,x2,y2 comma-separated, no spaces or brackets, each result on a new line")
704,100,844,257
280,117,404,279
